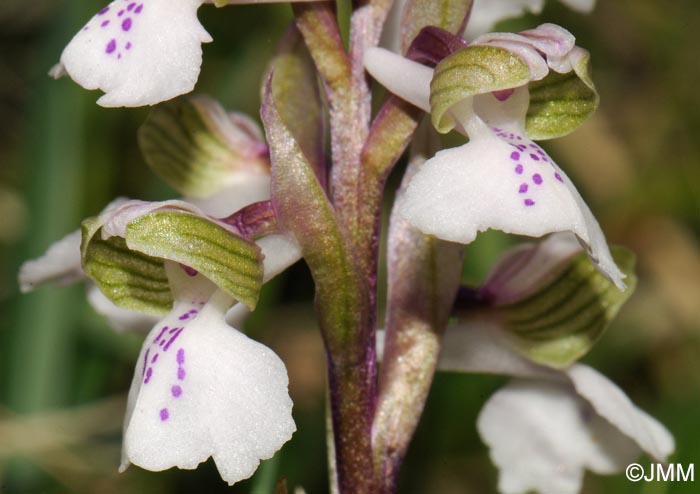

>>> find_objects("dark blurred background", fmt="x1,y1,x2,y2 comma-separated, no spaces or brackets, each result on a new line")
1,0,699,492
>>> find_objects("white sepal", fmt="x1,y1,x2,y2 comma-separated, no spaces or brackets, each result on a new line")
56,0,212,107
121,262,295,484
363,48,432,112
18,230,83,293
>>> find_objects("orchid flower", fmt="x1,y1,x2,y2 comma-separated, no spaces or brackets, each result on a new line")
19,97,301,332
383,233,674,494
50,0,314,107
120,261,295,484
364,24,626,290
465,0,596,40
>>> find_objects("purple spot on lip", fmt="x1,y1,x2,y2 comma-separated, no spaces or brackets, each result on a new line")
127,2,136,10
144,367,153,384
533,173,543,185
177,367,186,380
151,353,159,363
154,326,168,344
177,348,185,365
519,183,528,193
142,349,150,376
515,164,524,175
510,151,520,161
106,39,117,54
126,42,132,50
122,18,132,31
98,6,109,15
555,172,564,182
160,408,169,421
135,4,144,13
101,20,110,27
171,385,182,398
118,9,125,16
524,199,535,207
530,153,540,161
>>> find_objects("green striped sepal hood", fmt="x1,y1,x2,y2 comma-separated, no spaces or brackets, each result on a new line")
471,233,636,369
80,198,264,316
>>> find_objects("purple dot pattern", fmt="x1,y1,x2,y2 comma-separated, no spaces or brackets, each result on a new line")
494,127,564,208
80,0,146,59
143,306,197,422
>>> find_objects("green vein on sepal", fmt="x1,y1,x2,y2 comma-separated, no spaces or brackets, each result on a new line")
125,212,264,310
526,52,599,140
497,247,636,369
83,234,172,316
430,45,530,134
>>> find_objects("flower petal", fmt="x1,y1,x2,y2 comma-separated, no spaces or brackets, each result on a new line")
566,364,675,462
56,0,212,107
364,47,432,112
87,284,159,332
18,230,83,293
121,262,295,484
400,109,626,289
477,378,641,494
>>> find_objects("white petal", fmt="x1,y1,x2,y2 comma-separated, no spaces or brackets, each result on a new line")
58,0,212,107
437,320,556,379
566,364,675,462
258,233,302,282
477,379,641,494
400,116,626,289
122,263,295,484
363,48,432,112
463,0,544,40
87,284,159,332
18,230,84,293
187,174,272,217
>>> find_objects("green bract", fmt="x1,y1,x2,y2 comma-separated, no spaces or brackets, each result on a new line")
498,247,636,369
430,45,530,134
526,51,599,140
138,95,268,198
81,211,264,314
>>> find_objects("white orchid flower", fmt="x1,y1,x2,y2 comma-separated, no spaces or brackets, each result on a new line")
120,260,295,484
438,320,674,494
51,0,315,107
364,24,626,290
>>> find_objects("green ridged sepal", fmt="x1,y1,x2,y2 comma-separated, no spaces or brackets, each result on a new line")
430,45,530,133
526,50,599,140
81,209,264,313
498,247,636,369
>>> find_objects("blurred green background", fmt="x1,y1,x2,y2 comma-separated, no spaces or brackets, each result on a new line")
1,0,699,492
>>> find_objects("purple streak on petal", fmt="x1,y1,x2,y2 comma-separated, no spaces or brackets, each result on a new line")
532,173,543,185
160,408,169,421
154,326,168,343
163,328,184,351
142,349,150,376
151,353,159,364
144,367,153,384
530,153,540,161
98,6,110,15
555,172,564,182
171,385,182,398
